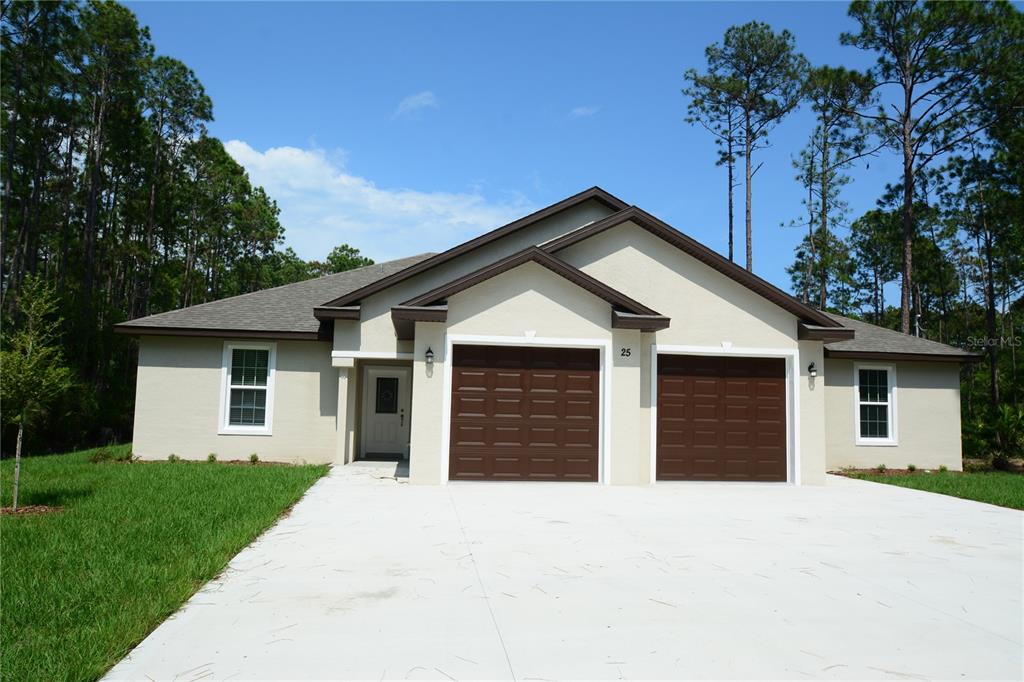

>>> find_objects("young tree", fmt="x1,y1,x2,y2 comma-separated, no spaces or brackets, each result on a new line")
700,22,807,271
0,277,74,510
683,71,742,261
841,0,1021,334
848,209,900,325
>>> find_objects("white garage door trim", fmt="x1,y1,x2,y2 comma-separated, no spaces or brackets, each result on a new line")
650,344,800,485
443,334,613,485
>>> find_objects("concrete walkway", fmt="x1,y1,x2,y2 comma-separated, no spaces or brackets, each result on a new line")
106,464,1023,681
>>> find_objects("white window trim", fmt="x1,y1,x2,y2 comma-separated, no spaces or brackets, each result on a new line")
854,363,897,446
218,341,277,436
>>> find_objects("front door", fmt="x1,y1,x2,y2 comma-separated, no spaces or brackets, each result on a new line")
361,366,412,458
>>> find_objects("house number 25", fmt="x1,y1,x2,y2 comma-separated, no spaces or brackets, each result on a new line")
620,347,632,357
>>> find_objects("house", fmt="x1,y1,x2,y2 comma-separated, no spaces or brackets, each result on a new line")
115,187,976,484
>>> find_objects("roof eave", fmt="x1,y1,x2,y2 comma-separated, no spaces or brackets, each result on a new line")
113,324,322,341
824,349,982,364
313,305,361,321
798,322,855,342
612,310,671,332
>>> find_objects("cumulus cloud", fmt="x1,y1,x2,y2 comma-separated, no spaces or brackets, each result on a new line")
393,91,439,119
224,140,533,262
568,105,600,119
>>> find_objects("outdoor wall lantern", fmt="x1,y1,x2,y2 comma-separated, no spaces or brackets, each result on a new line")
425,347,435,366
808,362,817,378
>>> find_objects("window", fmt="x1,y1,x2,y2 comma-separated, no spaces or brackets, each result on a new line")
220,343,276,435
375,376,399,414
855,364,896,446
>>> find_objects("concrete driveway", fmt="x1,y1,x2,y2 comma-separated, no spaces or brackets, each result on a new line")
106,463,1023,681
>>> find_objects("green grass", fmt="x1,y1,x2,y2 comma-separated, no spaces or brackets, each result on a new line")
0,445,327,682
852,470,1024,510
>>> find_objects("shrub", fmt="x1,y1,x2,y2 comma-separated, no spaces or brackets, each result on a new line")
207,453,217,463
939,464,948,473
964,458,991,473
875,464,887,473
89,447,133,464
907,463,916,472
249,453,259,465
167,453,180,463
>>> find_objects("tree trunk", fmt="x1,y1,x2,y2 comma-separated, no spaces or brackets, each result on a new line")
12,418,24,511
744,110,753,272
819,134,829,310
727,140,735,263
982,224,999,407
899,85,915,335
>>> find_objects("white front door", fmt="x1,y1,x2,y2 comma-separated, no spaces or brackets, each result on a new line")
361,366,412,458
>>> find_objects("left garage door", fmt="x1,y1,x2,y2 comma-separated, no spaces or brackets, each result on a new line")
449,345,600,481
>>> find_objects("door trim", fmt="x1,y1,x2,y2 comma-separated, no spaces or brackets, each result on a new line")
650,344,800,485
360,365,412,458
442,334,613,485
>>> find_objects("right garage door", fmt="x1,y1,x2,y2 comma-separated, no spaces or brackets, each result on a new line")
657,354,787,481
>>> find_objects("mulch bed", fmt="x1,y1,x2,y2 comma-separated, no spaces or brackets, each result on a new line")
832,468,945,477
1,505,62,516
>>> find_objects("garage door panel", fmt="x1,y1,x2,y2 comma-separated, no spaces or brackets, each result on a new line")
657,354,787,482
450,344,600,481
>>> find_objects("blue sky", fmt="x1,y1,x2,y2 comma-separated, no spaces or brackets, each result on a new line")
127,1,902,293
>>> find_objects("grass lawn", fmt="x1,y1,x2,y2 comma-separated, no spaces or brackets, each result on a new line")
0,445,327,682
851,470,1024,510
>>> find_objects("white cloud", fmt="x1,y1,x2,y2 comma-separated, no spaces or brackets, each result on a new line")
224,140,533,262
568,105,600,119
393,91,439,119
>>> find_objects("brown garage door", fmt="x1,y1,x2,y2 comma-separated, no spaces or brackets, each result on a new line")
449,345,600,481
657,355,786,481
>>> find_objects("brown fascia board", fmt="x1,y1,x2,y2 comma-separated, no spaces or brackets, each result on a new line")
542,206,843,329
824,349,983,363
402,246,665,320
313,305,360,321
320,187,629,308
611,310,671,332
798,322,855,342
113,324,322,341
391,305,448,340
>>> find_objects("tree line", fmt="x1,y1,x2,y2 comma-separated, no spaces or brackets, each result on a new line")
1,0,371,454
684,1,1023,463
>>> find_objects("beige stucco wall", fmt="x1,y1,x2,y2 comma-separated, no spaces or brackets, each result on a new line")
133,336,338,463
559,222,798,348
335,199,618,355
824,358,963,471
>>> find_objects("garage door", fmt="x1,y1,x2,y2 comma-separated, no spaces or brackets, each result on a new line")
449,345,600,481
657,355,787,481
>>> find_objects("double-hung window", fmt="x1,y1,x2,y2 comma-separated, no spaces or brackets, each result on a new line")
220,343,276,435
855,364,896,446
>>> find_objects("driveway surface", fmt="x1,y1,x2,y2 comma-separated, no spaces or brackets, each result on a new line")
106,463,1023,681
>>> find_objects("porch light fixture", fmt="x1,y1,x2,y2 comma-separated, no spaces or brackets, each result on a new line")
425,347,434,366
808,362,817,378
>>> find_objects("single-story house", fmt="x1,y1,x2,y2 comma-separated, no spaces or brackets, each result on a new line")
115,187,976,484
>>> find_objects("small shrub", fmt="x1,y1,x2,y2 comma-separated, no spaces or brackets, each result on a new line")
167,454,180,463
207,453,217,463
939,464,948,473
964,458,990,473
875,464,887,473
249,453,259,465
90,447,133,464
907,464,916,472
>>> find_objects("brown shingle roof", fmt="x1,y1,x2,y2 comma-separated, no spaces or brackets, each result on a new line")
823,313,980,362
114,254,435,339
